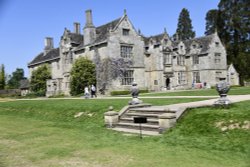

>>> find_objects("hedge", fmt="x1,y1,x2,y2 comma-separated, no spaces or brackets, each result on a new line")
110,89,149,96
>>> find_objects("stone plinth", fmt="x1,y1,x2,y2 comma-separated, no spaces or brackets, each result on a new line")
129,98,143,105
104,111,119,128
158,113,176,133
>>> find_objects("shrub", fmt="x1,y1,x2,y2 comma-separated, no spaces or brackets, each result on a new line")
110,90,130,96
110,89,149,96
48,93,65,98
25,90,46,98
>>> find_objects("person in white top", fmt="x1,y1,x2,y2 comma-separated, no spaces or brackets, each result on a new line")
84,86,89,99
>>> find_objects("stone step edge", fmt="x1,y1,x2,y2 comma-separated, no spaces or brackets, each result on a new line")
117,122,159,128
120,117,158,123
125,113,161,117
131,107,176,113
112,127,161,136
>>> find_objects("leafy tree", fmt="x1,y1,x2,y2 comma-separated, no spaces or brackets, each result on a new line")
0,64,5,89
30,64,51,95
205,9,218,35
7,68,26,89
70,57,96,96
217,0,250,83
174,8,195,40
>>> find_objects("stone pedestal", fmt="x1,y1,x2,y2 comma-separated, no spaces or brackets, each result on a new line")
158,113,176,133
104,111,119,128
214,94,231,106
129,98,143,105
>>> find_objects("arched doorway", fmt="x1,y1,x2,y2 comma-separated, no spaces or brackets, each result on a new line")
166,78,170,90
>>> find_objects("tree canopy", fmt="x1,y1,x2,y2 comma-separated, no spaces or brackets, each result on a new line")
205,0,250,83
174,8,195,40
7,68,26,89
0,64,5,89
30,64,51,95
70,57,96,96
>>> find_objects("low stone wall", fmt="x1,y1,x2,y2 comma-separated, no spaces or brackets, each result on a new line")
0,89,21,96
244,81,250,87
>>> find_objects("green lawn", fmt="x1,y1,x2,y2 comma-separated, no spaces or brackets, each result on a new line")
140,86,250,96
0,98,249,167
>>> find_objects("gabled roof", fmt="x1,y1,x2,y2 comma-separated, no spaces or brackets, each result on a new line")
28,48,60,67
183,34,214,54
172,34,214,54
61,29,83,44
74,17,121,51
143,33,166,46
19,79,29,89
95,17,121,43
68,33,83,44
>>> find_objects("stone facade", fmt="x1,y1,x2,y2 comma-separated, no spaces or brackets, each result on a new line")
227,64,239,86
28,9,239,96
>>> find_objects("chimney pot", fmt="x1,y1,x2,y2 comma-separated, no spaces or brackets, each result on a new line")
85,9,94,27
74,22,80,34
44,37,54,51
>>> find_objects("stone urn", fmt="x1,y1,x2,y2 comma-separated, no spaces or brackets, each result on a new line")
214,81,231,106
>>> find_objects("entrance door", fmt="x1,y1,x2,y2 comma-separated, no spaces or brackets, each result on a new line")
166,78,170,90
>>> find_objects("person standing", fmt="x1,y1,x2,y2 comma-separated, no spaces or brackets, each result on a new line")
91,84,97,98
84,86,90,99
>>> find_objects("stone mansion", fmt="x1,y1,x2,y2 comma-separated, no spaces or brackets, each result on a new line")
28,10,239,96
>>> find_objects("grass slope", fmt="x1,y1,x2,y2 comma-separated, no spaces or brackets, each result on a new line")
0,98,249,167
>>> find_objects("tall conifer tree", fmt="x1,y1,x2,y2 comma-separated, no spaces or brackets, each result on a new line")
205,9,218,35
175,8,195,40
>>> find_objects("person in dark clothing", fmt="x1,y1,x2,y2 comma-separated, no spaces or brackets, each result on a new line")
91,84,97,98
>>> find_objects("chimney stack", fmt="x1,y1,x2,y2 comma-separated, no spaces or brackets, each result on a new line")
74,22,80,34
83,9,96,45
85,9,94,28
44,37,54,51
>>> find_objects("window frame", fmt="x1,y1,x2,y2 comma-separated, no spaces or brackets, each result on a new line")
121,70,134,85
214,53,221,63
122,28,130,36
177,71,186,85
193,55,199,65
193,71,200,83
120,45,133,58
177,55,185,66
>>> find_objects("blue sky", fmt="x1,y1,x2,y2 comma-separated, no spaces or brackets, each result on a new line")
0,0,219,77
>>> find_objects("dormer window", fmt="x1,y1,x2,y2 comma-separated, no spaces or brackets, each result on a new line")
122,28,130,36
164,39,168,44
180,45,183,50
192,44,196,49
215,42,219,47
154,44,160,48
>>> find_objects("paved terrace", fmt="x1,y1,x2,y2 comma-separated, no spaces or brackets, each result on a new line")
138,95,250,119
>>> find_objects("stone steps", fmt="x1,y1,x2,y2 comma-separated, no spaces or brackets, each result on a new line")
112,105,177,134
115,122,159,131
106,104,177,135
